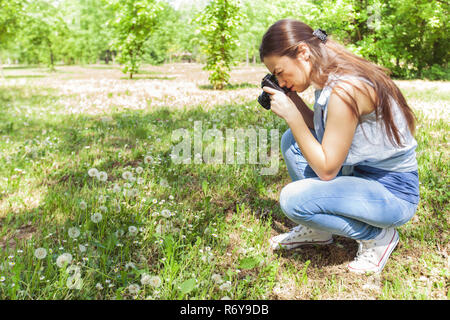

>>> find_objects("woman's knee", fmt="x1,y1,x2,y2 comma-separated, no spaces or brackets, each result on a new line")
279,181,316,222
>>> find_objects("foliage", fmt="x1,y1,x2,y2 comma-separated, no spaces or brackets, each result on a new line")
195,0,245,89
107,0,163,79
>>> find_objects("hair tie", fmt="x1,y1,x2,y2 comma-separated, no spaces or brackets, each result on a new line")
313,28,328,43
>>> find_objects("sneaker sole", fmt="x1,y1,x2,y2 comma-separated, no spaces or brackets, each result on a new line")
271,238,334,250
347,230,399,274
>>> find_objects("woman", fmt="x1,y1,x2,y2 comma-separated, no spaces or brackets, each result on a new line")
260,19,420,274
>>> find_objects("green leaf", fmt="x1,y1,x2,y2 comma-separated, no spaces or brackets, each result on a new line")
179,278,196,294
239,257,259,270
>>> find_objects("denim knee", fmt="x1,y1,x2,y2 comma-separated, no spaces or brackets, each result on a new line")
279,181,314,223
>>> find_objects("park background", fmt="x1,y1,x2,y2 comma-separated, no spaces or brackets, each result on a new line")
0,0,448,299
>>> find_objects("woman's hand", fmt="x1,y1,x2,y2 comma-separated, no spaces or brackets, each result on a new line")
262,86,301,123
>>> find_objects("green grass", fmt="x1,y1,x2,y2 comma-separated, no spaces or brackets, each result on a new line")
0,64,448,300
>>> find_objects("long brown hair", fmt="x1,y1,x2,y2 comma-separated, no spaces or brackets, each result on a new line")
259,19,417,147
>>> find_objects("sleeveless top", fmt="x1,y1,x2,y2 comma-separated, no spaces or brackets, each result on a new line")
313,74,420,204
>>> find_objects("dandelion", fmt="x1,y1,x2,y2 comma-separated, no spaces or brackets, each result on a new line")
128,226,138,236
97,171,108,182
112,184,121,193
115,229,124,237
136,166,143,174
122,171,133,180
88,168,99,178
146,275,162,288
91,212,102,223
34,248,47,260
96,283,103,290
161,209,171,218
68,227,80,239
56,253,73,268
211,273,223,284
125,262,136,270
79,244,86,253
79,200,87,210
219,281,232,292
99,205,108,213
128,284,140,295
140,274,152,285
137,177,145,185
98,195,107,203
144,155,153,164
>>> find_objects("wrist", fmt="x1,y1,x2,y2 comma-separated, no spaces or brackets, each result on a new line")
285,110,302,126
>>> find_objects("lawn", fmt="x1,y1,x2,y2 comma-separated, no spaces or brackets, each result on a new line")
0,63,448,300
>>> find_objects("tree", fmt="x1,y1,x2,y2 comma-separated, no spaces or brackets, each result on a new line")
108,0,163,79
196,0,244,89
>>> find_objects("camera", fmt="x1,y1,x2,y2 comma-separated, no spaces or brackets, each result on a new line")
257,74,290,110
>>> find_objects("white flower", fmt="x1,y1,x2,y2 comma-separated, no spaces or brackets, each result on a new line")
169,195,174,200
0,276,5,282
144,155,153,164
34,248,47,260
98,195,106,203
152,198,158,204
95,283,103,290
68,227,80,239
128,226,138,236
112,184,121,193
128,284,140,295
161,209,171,218
56,253,73,268
88,168,99,178
79,244,86,253
125,262,136,270
219,281,232,292
97,171,108,182
79,200,87,210
152,212,159,217
135,166,143,174
99,205,107,213
137,177,145,185
148,275,162,288
91,212,102,223
122,171,133,180
211,273,223,284
140,274,152,285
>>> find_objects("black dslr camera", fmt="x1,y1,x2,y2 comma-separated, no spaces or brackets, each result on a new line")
257,74,290,110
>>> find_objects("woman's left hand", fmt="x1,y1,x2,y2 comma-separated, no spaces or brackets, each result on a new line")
262,86,301,123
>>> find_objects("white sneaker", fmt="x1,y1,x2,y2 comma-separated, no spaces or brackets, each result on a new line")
269,225,333,250
347,228,399,274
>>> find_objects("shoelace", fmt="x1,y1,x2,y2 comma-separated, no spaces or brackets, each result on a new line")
354,240,376,262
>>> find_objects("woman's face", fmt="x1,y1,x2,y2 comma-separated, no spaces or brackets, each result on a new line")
263,49,313,93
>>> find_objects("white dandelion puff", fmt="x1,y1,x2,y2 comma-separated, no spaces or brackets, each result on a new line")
144,155,153,164
91,212,102,223
128,284,140,295
128,226,138,236
34,248,47,260
137,177,145,185
99,205,107,213
112,184,121,193
68,227,80,239
148,275,162,288
211,273,223,284
88,168,99,178
79,200,87,210
122,171,133,180
56,253,73,268
219,281,232,292
136,166,143,174
96,283,103,290
161,209,171,218
78,244,86,253
97,171,108,182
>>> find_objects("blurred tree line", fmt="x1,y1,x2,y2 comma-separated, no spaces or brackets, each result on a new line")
0,0,448,80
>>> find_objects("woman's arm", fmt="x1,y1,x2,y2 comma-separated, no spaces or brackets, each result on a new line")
287,91,314,130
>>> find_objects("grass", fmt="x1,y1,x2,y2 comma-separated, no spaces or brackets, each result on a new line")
0,63,448,300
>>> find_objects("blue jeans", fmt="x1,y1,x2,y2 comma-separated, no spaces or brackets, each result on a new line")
279,128,418,240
